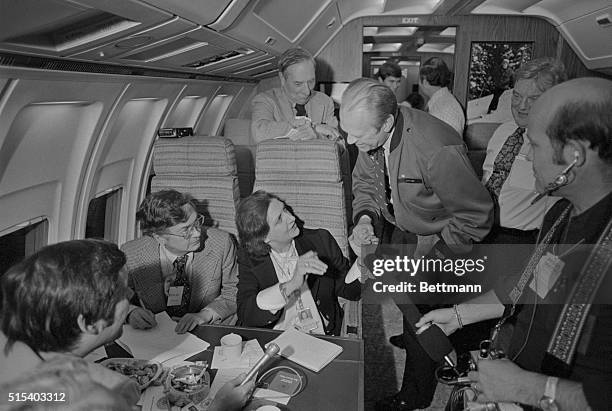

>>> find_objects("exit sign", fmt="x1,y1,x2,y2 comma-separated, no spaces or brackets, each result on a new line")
402,17,420,24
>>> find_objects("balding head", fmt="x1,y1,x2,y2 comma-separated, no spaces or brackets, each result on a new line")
530,77,612,165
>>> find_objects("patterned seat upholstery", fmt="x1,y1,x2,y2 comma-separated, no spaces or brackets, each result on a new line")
254,139,351,257
152,136,240,235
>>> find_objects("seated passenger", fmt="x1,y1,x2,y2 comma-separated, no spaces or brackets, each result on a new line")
121,190,238,333
482,57,566,245
235,191,361,335
418,77,612,411
419,57,465,136
251,47,340,142
0,239,140,406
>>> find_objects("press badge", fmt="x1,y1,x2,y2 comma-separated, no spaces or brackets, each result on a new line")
530,252,564,299
295,308,319,332
167,286,184,306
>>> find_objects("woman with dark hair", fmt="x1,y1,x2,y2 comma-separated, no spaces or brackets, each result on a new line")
235,191,361,336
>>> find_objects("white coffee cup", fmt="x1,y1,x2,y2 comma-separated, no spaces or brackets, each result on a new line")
219,333,242,359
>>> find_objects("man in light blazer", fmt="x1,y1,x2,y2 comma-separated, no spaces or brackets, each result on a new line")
121,190,238,334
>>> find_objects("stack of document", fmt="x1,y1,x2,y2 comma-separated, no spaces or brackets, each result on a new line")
269,328,343,372
118,312,209,364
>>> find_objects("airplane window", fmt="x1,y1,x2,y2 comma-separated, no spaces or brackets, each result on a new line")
0,219,48,277
166,96,208,128
197,94,234,136
85,188,122,243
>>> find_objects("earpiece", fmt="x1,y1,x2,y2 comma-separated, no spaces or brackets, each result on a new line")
552,151,580,185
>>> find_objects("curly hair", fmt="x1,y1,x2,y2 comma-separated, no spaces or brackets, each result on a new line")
419,57,451,87
136,190,196,236
1,239,129,354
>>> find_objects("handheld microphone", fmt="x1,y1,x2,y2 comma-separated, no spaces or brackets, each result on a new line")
239,342,280,386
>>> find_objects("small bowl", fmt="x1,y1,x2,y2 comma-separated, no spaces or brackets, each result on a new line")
101,358,162,391
165,364,210,407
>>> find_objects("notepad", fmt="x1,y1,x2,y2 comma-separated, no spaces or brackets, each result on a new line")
268,328,343,372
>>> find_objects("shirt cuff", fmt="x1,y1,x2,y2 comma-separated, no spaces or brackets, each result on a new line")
346,261,365,284
256,284,286,312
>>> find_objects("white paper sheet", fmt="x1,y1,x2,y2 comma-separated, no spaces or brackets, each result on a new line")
253,388,291,405
118,312,209,361
210,339,264,369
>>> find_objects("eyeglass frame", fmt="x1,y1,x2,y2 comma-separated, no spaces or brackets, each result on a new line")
162,213,205,240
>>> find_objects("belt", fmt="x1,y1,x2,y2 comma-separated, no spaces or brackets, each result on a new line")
496,226,538,238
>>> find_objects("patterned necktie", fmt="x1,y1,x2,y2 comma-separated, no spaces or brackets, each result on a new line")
166,254,191,317
369,147,395,224
295,103,307,117
485,127,525,198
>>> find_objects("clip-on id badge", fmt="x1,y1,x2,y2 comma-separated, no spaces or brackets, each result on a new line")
530,252,565,299
167,286,184,306
295,307,319,333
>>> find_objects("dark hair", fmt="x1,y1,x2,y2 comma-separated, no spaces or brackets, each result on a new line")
136,190,196,235
278,47,315,76
419,57,451,87
547,95,612,165
235,191,284,256
341,78,398,130
1,239,129,354
376,62,401,81
405,92,425,111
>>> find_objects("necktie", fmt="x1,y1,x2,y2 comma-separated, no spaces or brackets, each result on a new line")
166,254,191,317
485,127,525,198
369,147,395,224
295,103,307,117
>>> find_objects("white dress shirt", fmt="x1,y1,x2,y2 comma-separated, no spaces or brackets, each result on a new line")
427,87,465,137
255,242,326,334
482,121,560,230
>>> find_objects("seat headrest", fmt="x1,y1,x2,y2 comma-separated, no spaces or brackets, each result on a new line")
255,139,343,182
154,136,237,176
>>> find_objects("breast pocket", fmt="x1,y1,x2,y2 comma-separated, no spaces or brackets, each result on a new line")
507,156,536,191
397,179,446,221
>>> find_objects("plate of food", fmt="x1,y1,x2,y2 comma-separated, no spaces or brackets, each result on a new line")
101,358,162,390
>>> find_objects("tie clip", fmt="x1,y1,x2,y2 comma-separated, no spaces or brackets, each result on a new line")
398,177,423,184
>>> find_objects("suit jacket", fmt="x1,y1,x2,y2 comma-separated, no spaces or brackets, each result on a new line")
236,228,361,336
121,228,238,321
251,87,337,143
353,107,493,252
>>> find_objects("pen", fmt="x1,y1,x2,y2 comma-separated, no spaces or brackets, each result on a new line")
416,321,433,335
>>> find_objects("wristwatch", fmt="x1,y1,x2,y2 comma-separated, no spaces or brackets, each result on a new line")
538,376,559,411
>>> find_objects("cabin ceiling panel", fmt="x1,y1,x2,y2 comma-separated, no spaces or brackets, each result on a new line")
138,0,233,26
0,0,172,57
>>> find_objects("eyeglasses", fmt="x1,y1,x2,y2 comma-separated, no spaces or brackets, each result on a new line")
163,214,205,240
511,91,541,106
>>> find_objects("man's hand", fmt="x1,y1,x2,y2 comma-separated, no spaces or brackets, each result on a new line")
175,312,208,334
290,123,318,140
314,123,340,140
468,359,541,404
349,219,378,257
209,373,255,411
127,307,157,329
415,308,460,336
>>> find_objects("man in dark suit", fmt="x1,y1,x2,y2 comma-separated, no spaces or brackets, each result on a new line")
341,78,493,410
121,190,238,334
235,191,361,336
